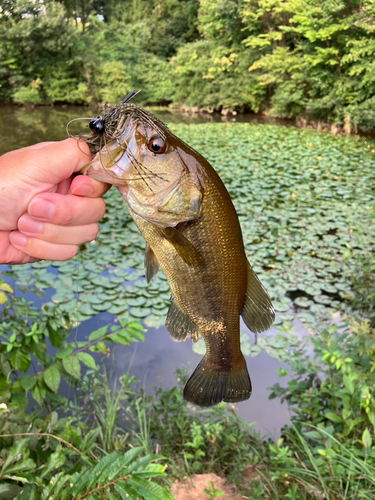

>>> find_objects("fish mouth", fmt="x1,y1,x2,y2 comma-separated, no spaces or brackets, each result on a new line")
80,159,130,188
80,120,136,187
80,118,169,192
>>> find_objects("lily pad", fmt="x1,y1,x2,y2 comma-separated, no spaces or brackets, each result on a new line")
273,301,290,313
129,307,151,318
144,314,165,328
295,297,313,308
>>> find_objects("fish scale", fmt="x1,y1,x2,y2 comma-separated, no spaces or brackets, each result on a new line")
79,97,275,407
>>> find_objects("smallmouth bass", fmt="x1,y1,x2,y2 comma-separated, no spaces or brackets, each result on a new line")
78,93,275,407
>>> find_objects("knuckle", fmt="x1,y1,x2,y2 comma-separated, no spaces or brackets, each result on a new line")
64,205,76,225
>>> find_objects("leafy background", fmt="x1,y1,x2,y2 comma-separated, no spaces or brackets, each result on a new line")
2,0,375,131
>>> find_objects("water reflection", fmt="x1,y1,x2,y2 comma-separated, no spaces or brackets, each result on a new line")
0,104,294,156
75,311,293,438
112,323,293,438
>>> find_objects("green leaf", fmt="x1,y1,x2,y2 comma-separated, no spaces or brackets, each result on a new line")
44,366,61,393
10,350,31,371
33,340,46,362
343,374,355,394
40,447,66,478
0,484,22,499
19,375,36,392
111,332,131,345
47,325,63,348
88,326,108,342
62,356,81,379
129,307,151,318
1,475,30,485
128,475,175,500
273,301,290,313
249,344,262,357
84,452,121,492
78,303,96,316
325,412,342,423
75,352,97,369
89,341,107,353
32,383,46,405
4,458,36,475
115,482,142,500
107,448,143,482
362,428,372,450
1,438,29,472
56,344,73,359
8,395,27,413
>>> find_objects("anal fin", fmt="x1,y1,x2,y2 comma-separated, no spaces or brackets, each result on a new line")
241,262,275,333
144,243,159,283
166,299,201,342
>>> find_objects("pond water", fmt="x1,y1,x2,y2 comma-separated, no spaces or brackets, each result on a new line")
1,105,313,438
0,104,294,156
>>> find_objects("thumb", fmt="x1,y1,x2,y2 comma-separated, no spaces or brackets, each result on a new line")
28,138,92,185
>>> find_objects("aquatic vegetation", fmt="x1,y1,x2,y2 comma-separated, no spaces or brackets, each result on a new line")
4,122,374,350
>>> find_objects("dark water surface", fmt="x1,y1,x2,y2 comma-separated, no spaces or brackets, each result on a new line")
0,104,294,155
0,105,302,437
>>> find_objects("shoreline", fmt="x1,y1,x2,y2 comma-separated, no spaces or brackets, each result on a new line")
1,101,373,137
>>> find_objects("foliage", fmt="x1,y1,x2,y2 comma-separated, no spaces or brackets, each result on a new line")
347,253,375,327
132,369,264,485
256,318,375,499
0,274,174,499
204,481,224,499
2,0,375,129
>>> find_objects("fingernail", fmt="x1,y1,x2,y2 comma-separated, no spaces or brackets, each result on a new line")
72,185,94,197
29,199,55,220
18,216,43,235
10,232,27,247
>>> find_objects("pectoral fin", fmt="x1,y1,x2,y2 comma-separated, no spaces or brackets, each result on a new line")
144,243,159,283
241,262,275,333
161,227,204,267
166,298,201,342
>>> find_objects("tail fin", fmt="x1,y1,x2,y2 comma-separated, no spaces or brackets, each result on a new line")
183,355,251,407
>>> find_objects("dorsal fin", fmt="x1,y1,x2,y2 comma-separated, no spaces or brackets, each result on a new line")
166,298,201,342
241,262,275,334
144,243,159,283
161,227,204,267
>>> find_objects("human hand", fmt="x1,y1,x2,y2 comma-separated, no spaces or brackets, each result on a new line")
0,138,110,265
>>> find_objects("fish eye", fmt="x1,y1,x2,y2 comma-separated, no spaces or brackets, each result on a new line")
148,136,166,154
89,116,105,134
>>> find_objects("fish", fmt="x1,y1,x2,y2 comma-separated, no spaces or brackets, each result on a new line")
77,93,275,407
